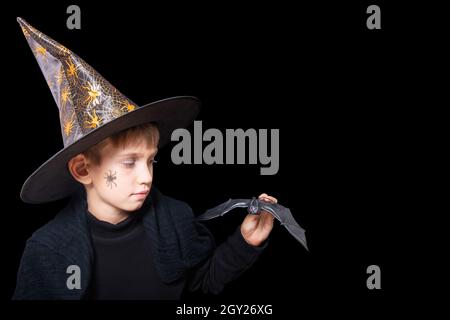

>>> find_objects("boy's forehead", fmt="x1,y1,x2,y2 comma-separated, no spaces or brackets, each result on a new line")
106,140,158,156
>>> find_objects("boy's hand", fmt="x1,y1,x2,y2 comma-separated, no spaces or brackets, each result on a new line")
240,193,277,247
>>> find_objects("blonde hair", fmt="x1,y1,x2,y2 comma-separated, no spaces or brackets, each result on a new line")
83,123,159,165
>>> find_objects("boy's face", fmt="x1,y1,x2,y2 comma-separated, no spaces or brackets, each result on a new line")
86,138,158,215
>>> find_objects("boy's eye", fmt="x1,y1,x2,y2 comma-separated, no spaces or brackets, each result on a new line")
122,160,136,167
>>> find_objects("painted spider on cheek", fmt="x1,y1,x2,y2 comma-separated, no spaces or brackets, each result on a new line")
104,170,117,189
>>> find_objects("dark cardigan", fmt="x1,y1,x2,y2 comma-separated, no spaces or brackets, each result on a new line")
13,187,266,299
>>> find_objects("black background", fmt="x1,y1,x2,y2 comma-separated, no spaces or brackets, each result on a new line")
1,0,428,318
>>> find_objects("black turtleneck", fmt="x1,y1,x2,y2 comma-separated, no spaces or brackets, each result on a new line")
86,210,184,300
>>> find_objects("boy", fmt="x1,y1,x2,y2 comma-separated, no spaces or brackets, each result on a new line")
14,18,277,299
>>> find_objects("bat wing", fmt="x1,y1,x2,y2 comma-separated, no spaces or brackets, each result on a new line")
260,202,309,251
197,199,251,221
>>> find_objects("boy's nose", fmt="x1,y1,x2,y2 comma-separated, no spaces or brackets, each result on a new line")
137,166,153,185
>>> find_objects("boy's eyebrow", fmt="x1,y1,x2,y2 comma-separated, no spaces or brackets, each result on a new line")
117,149,158,158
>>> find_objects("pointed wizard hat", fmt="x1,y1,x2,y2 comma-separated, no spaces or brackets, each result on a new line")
17,18,200,204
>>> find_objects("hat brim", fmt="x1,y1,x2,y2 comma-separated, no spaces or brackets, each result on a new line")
21,96,200,204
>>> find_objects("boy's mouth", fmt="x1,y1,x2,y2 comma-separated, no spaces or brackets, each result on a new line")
131,189,149,199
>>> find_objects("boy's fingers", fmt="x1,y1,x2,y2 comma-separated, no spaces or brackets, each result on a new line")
258,194,278,204
261,211,274,222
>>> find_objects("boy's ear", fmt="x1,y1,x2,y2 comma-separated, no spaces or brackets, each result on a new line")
68,154,92,185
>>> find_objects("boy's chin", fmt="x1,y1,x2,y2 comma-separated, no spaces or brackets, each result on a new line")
121,201,145,212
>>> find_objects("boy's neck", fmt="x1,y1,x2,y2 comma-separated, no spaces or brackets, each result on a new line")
88,209,129,225
86,193,130,225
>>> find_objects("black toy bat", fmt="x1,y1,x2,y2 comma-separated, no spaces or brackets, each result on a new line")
197,198,308,251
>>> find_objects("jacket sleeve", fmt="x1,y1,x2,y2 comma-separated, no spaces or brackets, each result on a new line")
12,240,76,300
186,225,268,295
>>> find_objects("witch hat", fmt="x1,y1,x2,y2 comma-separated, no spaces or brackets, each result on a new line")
17,18,200,203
